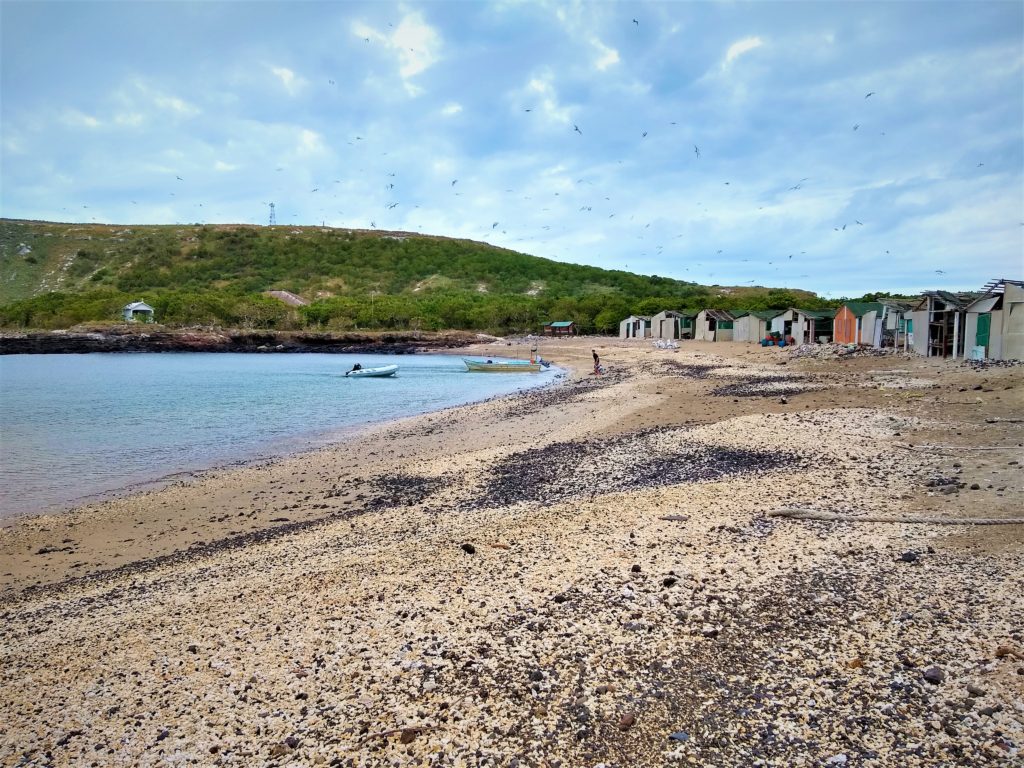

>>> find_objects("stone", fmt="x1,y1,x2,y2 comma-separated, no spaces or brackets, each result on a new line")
668,730,690,742
399,729,418,744
898,551,919,563
966,682,986,697
923,666,945,685
618,713,636,730
460,543,476,554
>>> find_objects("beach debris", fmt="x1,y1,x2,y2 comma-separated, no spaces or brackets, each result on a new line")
460,542,476,554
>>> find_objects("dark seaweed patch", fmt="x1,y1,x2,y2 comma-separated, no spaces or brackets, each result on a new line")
470,430,793,509
658,360,731,379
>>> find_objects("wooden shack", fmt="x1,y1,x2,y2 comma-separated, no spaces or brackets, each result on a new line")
694,309,736,341
650,310,695,340
544,321,576,336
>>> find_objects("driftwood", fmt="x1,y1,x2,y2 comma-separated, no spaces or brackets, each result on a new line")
986,417,1024,424
769,508,1024,526
894,443,1013,452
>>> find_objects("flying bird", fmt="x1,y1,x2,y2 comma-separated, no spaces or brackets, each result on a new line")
865,92,875,98
633,18,639,26
853,124,860,131
694,145,700,159
641,131,647,138
451,179,458,186
935,269,946,274
311,188,318,192
176,175,183,181
492,222,498,229
855,220,863,225
574,124,582,135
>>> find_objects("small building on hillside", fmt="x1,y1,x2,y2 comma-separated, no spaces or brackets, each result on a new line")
908,291,981,358
122,300,155,323
733,310,777,343
543,320,576,336
694,309,736,341
962,279,1024,360
834,302,885,345
619,315,653,339
650,310,695,340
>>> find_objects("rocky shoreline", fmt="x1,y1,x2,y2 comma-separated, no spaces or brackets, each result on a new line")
0,339,1021,767
0,327,482,355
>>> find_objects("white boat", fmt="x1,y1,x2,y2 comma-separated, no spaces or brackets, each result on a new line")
463,358,543,372
344,364,398,378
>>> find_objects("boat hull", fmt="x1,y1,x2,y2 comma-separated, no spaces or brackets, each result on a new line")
345,365,398,378
463,358,542,372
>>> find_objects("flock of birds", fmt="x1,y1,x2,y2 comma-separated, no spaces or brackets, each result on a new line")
58,15,998,289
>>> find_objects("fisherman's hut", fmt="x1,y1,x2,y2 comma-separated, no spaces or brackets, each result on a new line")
768,308,799,342
962,279,1024,360
543,321,576,336
694,309,736,341
619,315,652,339
732,310,777,343
795,308,836,344
908,291,980,358
834,302,884,345
650,310,695,340
122,300,155,323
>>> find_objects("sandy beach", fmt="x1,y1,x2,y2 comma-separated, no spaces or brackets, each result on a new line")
1,338,1022,767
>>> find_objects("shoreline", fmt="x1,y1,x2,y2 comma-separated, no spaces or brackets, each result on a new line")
1,338,1021,766
0,345,567,522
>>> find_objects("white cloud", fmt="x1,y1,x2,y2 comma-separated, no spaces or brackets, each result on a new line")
591,37,620,71
353,11,441,97
526,73,572,126
723,36,764,68
296,128,325,155
214,160,239,172
61,109,101,128
441,102,463,116
114,112,145,126
271,66,307,96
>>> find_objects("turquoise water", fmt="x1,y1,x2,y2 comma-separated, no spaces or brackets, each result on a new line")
0,353,557,518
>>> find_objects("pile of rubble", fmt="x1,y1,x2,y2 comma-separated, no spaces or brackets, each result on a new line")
788,343,909,360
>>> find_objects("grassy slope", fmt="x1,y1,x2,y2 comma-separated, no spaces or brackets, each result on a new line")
0,219,818,307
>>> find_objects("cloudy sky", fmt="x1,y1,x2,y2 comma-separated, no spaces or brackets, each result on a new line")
2,1,1021,296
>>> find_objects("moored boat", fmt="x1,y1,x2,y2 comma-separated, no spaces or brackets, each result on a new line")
463,358,543,372
345,364,399,378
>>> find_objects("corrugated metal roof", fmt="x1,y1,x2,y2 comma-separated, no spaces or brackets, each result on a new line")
546,321,575,327
840,301,885,317
702,309,736,321
920,290,982,309
980,278,1024,294
799,308,837,319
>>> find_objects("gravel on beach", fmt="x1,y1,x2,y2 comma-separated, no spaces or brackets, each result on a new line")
1,339,1021,767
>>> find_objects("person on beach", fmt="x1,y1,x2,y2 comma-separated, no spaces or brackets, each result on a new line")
592,349,601,375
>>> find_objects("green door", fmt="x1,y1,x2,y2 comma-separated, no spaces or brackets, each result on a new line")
976,314,991,349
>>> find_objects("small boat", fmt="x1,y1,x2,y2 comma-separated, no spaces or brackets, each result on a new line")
463,358,543,373
345,364,398,378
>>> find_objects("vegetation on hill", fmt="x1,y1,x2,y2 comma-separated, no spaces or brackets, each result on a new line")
0,219,830,333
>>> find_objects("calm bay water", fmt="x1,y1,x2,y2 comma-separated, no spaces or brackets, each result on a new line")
0,352,557,518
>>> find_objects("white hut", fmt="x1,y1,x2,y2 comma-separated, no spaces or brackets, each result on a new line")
963,279,1024,360
650,310,695,340
733,311,776,343
122,300,155,323
618,315,652,339
694,309,736,341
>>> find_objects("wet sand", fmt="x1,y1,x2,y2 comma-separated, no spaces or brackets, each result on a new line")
1,338,1022,766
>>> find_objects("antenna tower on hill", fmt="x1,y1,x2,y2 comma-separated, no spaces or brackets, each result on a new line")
268,202,276,226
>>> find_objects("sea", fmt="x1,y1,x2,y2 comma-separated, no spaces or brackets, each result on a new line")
0,352,558,519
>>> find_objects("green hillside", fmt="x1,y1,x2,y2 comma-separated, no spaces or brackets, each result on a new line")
0,219,826,333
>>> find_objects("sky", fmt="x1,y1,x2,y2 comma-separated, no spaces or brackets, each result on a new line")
1,1,1022,298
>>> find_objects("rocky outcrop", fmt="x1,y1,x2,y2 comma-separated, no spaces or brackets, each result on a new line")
0,328,478,354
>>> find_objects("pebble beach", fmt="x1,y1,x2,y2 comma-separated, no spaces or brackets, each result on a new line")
1,338,1022,767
